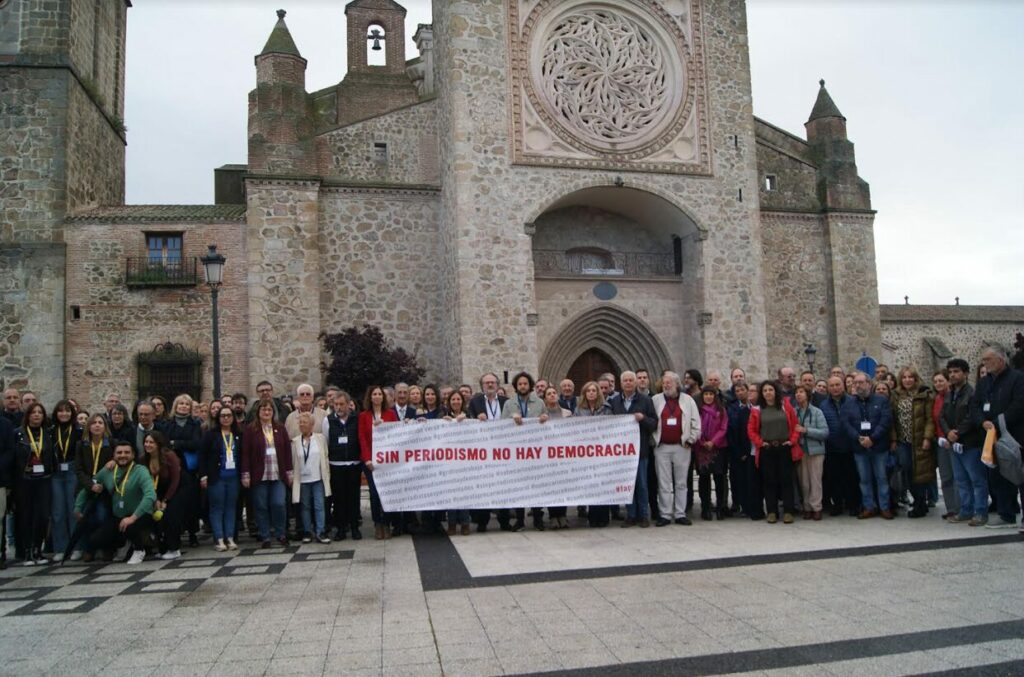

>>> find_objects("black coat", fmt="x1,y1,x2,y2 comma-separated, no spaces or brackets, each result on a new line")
200,428,243,485
325,413,361,464
608,391,657,458
467,393,507,420
13,427,56,479
162,417,204,470
970,368,1024,446
941,383,984,448
0,416,14,488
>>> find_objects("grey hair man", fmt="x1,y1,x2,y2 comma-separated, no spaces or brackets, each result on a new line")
286,383,326,439
651,371,701,527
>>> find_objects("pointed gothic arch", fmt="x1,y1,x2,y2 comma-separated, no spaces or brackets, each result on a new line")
539,305,673,382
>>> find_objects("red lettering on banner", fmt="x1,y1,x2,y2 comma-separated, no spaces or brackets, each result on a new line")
376,451,400,464
545,443,637,459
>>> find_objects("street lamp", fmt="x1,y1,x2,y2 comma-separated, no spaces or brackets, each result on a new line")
804,343,817,375
200,244,226,399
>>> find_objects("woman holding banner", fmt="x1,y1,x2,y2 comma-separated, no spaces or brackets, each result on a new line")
443,390,473,536
542,386,573,529
359,386,399,540
574,381,612,527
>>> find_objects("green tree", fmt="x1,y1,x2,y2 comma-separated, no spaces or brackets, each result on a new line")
320,325,424,404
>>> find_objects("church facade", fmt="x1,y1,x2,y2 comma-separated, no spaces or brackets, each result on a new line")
1,0,1018,407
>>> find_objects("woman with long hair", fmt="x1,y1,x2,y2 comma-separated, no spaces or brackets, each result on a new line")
14,403,53,564
359,386,399,540
442,390,473,535
200,407,242,551
696,387,728,521
242,400,293,547
419,385,442,420
541,386,573,529
150,395,169,424
747,381,801,524
73,413,114,561
142,431,187,559
575,381,612,527
107,403,133,446
50,399,82,559
890,367,935,518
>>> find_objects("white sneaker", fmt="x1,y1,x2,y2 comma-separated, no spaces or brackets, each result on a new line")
214,540,227,552
225,539,238,551
69,551,83,562
21,558,35,567
127,550,146,565
159,550,181,561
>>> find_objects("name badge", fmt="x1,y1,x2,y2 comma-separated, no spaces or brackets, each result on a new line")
983,403,991,412
860,422,871,432
32,464,45,474
666,418,678,426
117,500,125,510
337,435,347,444
265,446,276,456
225,455,236,470
59,463,71,472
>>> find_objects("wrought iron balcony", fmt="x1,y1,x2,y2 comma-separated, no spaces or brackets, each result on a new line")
533,249,678,279
125,257,199,287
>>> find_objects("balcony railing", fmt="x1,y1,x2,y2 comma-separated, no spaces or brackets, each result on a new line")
533,249,678,279
125,257,199,287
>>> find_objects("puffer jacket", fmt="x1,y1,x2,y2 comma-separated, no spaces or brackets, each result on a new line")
890,386,936,485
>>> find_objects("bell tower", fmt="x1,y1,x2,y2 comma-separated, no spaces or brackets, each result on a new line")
345,0,407,75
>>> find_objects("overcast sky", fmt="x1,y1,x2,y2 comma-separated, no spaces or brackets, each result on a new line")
124,1,1024,305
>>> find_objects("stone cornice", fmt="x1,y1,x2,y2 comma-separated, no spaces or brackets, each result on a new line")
320,181,440,197
243,174,322,188
880,305,1024,324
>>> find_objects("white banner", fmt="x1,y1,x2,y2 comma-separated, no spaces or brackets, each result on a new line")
370,415,641,511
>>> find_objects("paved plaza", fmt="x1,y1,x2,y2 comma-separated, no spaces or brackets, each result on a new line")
0,503,1022,677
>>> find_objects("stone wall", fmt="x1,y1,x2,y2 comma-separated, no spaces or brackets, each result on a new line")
826,212,882,367
881,305,1024,376
317,99,439,185
760,211,836,371
533,207,664,253
0,243,66,400
66,76,125,213
63,219,250,410
435,0,770,382
245,179,322,393
318,186,443,379
755,119,820,212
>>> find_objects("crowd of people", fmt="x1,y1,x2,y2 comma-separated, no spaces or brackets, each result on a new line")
0,343,1021,567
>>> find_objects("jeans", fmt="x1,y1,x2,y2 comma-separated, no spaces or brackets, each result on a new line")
207,477,239,541
51,467,78,555
854,451,890,511
300,481,326,536
252,480,287,540
950,446,989,518
655,444,691,519
936,443,960,515
627,457,650,520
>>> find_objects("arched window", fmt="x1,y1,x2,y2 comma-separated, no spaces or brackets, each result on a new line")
367,23,387,66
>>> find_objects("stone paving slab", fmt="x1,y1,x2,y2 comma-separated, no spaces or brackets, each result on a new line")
0,511,1020,676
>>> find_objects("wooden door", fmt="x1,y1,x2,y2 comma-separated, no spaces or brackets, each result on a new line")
566,348,619,389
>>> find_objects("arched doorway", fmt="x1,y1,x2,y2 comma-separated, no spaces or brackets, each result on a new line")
567,348,620,388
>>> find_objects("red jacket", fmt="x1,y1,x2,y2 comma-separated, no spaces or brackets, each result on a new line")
240,421,293,482
358,409,399,463
747,400,803,466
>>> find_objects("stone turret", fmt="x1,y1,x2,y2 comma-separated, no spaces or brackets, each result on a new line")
248,10,315,175
804,80,871,211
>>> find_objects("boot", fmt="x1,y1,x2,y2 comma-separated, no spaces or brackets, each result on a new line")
374,524,384,540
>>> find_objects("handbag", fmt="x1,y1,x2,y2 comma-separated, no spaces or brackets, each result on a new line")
995,414,1024,486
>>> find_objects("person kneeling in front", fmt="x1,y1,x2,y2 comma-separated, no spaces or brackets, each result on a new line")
74,441,157,565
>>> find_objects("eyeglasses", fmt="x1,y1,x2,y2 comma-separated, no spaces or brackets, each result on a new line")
219,412,235,418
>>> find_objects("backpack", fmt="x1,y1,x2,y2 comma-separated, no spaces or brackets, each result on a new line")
996,414,1024,487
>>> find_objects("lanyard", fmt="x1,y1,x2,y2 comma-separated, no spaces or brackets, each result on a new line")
487,398,499,419
26,428,43,458
858,398,870,421
57,426,71,460
665,398,680,417
152,473,159,492
519,398,528,418
91,439,104,475
302,436,311,466
222,432,234,465
115,462,134,496
263,426,275,447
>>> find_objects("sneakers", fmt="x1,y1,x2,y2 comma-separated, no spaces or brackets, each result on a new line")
69,551,83,562
301,535,313,544
316,533,331,544
127,550,146,565
225,539,238,550
969,516,988,527
782,513,794,524
766,513,777,524
159,550,181,560
984,518,1017,529
214,540,228,552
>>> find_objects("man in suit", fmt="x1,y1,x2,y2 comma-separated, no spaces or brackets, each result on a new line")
558,379,577,414
392,383,417,421
467,373,507,532
610,371,658,527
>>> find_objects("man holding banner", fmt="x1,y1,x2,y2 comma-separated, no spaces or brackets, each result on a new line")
610,371,657,528
467,373,507,532
501,372,546,531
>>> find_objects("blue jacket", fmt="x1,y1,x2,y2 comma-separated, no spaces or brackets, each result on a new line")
840,393,892,451
819,394,851,454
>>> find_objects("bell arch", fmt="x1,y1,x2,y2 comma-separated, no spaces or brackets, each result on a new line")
539,305,673,382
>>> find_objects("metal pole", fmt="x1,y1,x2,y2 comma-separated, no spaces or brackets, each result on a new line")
211,285,222,399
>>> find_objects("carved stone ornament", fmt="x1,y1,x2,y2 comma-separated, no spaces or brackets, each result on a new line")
509,0,711,175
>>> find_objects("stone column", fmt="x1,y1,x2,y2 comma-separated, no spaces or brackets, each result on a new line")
827,212,882,367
